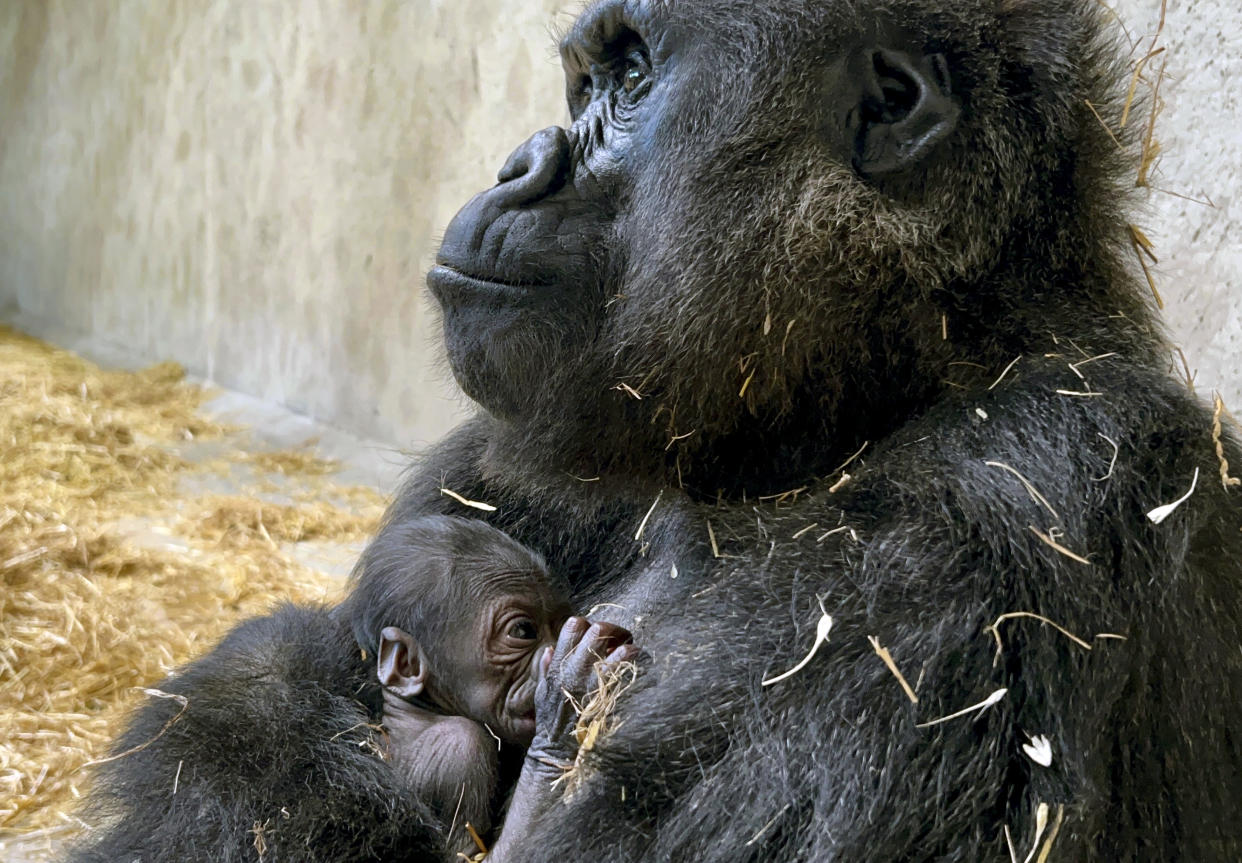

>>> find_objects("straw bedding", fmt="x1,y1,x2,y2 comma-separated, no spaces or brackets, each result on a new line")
0,325,386,855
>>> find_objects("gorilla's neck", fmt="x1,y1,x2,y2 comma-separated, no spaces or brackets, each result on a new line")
486,252,1163,500
485,352,933,498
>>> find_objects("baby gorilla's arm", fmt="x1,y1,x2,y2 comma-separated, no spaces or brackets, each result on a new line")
383,700,499,861
486,618,637,863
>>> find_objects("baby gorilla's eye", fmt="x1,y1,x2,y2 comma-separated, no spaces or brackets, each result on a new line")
507,619,538,641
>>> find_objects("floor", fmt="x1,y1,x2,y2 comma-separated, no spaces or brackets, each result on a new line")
3,310,413,578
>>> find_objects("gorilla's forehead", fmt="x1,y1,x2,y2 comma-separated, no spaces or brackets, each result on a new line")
558,0,850,79
562,0,826,47
559,0,997,62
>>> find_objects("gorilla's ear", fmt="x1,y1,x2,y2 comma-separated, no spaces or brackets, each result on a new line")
843,47,960,176
378,626,428,698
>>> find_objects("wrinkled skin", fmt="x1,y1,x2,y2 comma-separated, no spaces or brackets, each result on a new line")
384,589,574,746
381,609,633,863
402,0,1242,860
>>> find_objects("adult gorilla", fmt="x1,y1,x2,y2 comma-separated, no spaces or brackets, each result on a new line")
76,0,1242,860
405,0,1242,858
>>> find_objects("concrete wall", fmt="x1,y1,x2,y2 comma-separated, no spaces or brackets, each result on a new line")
0,0,1237,448
1113,0,1241,403
0,0,576,448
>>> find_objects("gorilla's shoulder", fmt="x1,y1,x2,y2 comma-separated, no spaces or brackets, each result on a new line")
98,600,377,784
120,602,379,772
904,354,1216,450
872,355,1232,530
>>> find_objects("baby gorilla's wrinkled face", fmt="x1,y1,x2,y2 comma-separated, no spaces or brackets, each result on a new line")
427,588,572,746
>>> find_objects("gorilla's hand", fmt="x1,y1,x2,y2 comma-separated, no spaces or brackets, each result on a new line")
528,617,636,775
482,619,638,863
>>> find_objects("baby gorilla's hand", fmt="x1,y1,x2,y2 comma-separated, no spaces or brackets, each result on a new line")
527,617,637,773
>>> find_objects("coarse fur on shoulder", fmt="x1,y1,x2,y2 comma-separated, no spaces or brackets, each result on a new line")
68,603,444,863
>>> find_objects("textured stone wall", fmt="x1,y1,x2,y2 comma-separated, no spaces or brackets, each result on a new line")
0,0,1236,447
1112,0,1241,405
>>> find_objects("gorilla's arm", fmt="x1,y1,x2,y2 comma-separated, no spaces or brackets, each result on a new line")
483,617,638,862
69,605,442,863
487,360,1242,862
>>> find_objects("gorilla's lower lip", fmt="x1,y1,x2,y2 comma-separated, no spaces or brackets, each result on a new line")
427,264,541,301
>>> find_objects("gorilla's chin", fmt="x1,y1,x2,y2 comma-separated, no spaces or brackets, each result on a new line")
428,265,556,422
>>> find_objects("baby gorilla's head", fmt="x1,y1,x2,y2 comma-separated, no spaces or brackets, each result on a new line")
345,515,571,745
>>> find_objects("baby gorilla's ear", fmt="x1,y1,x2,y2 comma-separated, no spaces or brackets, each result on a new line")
377,626,429,698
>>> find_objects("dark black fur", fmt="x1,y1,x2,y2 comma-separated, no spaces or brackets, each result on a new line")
391,360,1242,861
75,0,1242,860
67,605,442,862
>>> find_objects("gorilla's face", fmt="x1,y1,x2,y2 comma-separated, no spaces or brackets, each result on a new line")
428,1,669,424
429,0,1019,483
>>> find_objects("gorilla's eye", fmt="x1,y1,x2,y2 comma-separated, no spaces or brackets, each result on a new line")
621,50,650,97
507,619,538,641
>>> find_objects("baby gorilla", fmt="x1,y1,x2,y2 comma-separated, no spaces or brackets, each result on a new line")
69,515,635,863
344,515,628,859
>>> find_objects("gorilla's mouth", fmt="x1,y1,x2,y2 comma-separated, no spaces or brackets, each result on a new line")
428,262,571,420
504,681,538,744
427,265,542,304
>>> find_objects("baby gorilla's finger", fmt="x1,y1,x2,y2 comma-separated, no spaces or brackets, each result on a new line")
558,622,627,692
539,617,588,703
558,623,603,692
602,643,638,667
537,644,555,680
551,617,589,671
580,621,633,660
